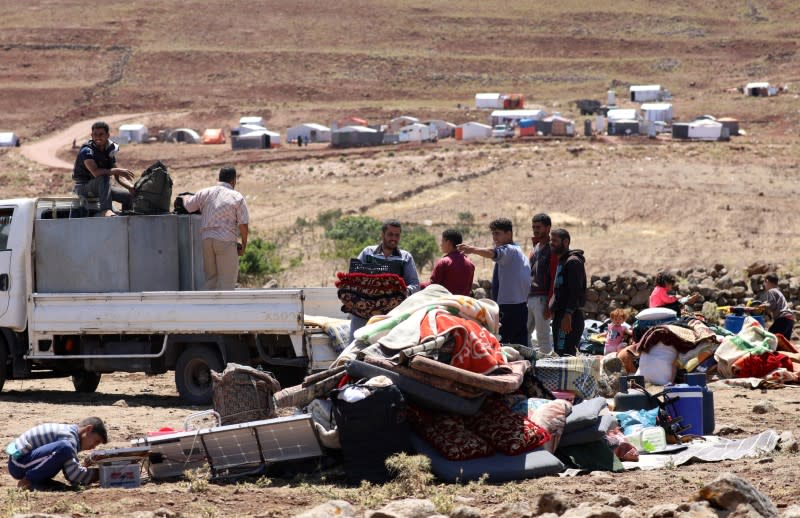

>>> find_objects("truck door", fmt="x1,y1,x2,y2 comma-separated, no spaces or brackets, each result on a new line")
0,208,13,319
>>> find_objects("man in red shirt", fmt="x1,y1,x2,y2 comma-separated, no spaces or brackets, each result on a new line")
423,229,475,296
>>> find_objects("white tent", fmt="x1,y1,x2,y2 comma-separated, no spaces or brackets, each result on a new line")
231,128,281,149
607,108,640,122
687,119,724,140
168,128,201,144
118,123,148,144
0,132,19,147
389,116,420,133
286,123,331,144
425,120,456,139
641,103,673,123
239,116,265,126
630,85,663,102
234,124,268,136
744,82,777,96
475,93,503,109
398,123,431,143
457,122,492,141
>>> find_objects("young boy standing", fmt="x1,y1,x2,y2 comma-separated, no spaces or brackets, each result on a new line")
6,417,108,489
458,218,531,345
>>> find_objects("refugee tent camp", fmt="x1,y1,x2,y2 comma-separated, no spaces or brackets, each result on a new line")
118,124,148,144
286,123,331,144
168,128,201,144
0,131,20,147
201,128,226,144
455,122,492,141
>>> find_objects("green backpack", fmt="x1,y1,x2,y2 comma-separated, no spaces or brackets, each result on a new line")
133,160,173,214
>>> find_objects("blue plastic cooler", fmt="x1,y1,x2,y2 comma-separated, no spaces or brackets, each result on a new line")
664,384,704,436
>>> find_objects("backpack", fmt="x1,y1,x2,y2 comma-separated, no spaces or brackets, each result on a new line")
133,160,173,214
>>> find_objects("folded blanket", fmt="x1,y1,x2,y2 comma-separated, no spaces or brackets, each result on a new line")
715,318,778,378
409,356,528,394
336,272,407,319
304,315,351,353
731,352,794,378
361,356,485,398
420,310,507,375
635,321,717,355
535,356,602,403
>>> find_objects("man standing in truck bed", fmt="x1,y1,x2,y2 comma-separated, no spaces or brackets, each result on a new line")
72,121,135,217
182,166,249,290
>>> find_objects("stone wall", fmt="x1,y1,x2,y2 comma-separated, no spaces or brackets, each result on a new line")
475,261,800,321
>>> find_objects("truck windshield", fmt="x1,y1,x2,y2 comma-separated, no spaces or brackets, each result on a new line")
0,208,12,250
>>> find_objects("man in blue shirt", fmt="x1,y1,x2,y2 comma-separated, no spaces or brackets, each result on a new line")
72,121,135,216
459,218,531,345
349,219,421,339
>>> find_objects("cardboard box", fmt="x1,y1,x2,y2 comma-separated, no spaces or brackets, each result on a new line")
98,462,142,488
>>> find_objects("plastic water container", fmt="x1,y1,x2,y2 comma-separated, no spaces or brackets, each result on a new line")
724,315,766,334
625,426,667,453
664,384,704,436
685,372,715,435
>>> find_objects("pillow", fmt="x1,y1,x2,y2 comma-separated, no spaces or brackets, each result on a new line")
407,405,493,461
531,399,572,453
469,400,551,456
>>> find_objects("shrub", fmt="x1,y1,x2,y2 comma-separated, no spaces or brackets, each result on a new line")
326,215,382,259
401,225,439,270
316,208,343,230
239,238,283,276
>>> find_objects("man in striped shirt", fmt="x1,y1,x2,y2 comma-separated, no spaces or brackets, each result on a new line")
6,417,107,489
182,166,250,290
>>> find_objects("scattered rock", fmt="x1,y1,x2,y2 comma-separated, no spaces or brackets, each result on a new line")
696,472,779,518
778,430,798,452
716,423,746,435
451,506,483,518
113,399,128,407
485,501,534,518
561,503,621,517
753,400,778,414
605,495,636,508
294,500,356,518
536,492,570,515
366,498,436,518
781,504,800,518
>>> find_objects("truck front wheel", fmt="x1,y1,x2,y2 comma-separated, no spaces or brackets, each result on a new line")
72,371,101,393
175,345,223,405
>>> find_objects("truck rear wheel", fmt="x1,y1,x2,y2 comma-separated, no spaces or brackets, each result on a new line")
72,371,102,393
175,345,223,405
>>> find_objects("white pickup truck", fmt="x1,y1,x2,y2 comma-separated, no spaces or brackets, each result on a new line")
0,197,345,404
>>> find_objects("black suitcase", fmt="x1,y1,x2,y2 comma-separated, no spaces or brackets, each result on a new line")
332,383,412,484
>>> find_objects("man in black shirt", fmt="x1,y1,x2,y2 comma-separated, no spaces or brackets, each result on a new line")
72,121,134,216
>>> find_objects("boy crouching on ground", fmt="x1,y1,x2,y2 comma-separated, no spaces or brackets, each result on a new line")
6,417,108,489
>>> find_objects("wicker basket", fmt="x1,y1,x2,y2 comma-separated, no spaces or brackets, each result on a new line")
211,363,281,425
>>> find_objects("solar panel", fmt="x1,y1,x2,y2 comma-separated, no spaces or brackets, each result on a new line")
132,429,208,480
133,414,322,480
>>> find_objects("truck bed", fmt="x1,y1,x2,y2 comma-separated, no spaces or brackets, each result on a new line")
29,289,305,336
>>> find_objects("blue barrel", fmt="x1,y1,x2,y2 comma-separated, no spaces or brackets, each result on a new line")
724,315,766,334
664,384,704,436
685,372,715,434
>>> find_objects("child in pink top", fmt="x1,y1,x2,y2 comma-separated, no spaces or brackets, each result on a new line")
604,308,632,355
649,272,700,314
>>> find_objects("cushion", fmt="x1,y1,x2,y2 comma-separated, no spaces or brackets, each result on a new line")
564,396,608,433
406,406,493,461
469,400,551,456
635,307,678,321
505,397,572,453
558,413,618,448
411,433,565,483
